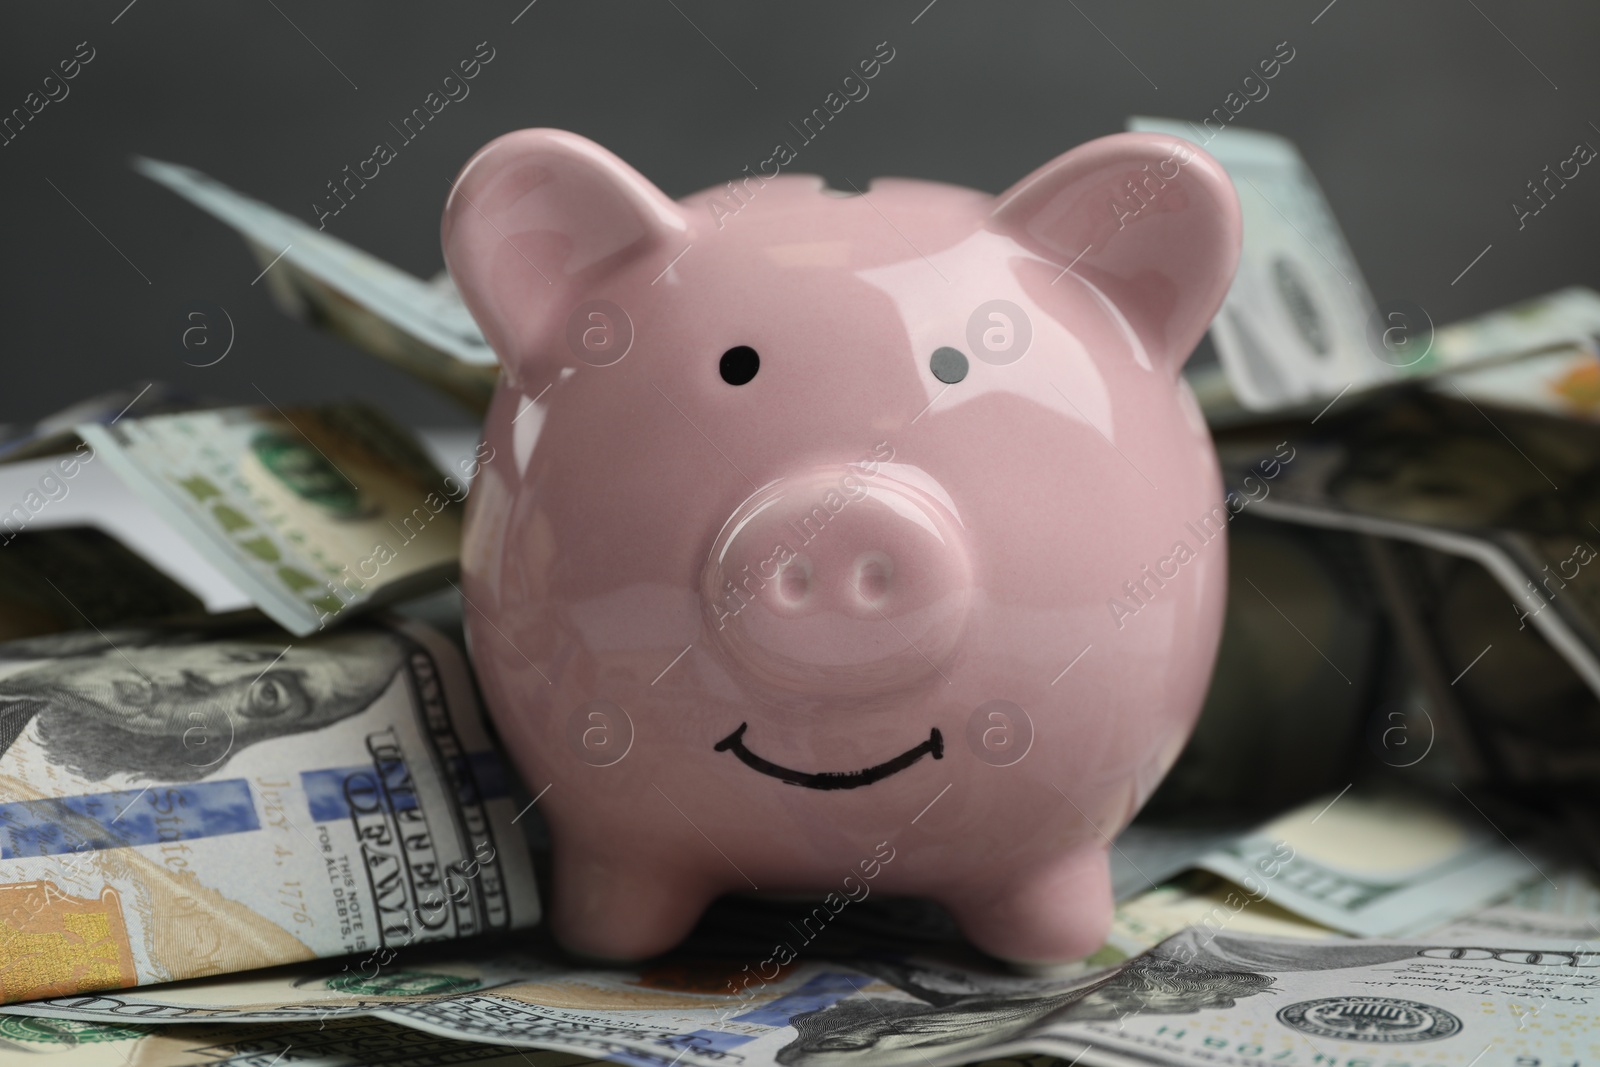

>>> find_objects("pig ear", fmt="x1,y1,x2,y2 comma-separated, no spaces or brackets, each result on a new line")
989,132,1240,374
441,128,689,378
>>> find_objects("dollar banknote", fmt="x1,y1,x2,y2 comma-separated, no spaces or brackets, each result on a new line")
1191,789,1539,937
1098,872,1333,966
1432,866,1600,943
18,925,1594,1067
1130,114,1600,422
79,404,474,636
0,615,540,1004
0,948,1107,1065
1042,928,1600,1067
0,1013,609,1066
0,383,195,464
0,1013,1074,1067
1105,826,1240,903
1430,285,1600,371
0,527,204,643
1219,392,1600,789
1140,518,1381,820
135,157,499,412
3,788,1536,1020
1129,118,1378,413
1425,283,1600,430
1436,341,1600,425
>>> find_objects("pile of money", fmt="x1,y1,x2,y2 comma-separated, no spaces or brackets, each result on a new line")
1,822,1594,1067
0,122,1596,1066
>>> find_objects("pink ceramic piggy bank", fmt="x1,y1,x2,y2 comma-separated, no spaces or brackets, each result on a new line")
444,128,1240,963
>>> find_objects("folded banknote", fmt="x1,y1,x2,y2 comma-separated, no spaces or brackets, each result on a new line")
12,925,1596,1067
79,403,473,636
135,157,499,412
0,614,540,1004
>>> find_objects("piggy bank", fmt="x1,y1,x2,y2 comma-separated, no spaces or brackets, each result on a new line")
444,128,1240,963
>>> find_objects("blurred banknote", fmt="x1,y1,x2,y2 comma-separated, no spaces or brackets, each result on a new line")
1428,287,1600,424
1438,341,1600,424
1432,865,1600,943
1130,118,1377,412
1431,285,1600,369
1133,111,1600,422
0,527,204,643
1191,789,1539,937
0,383,196,465
13,927,1597,1067
1220,390,1600,785
0,616,540,1004
1142,518,1380,820
135,157,499,411
80,404,471,636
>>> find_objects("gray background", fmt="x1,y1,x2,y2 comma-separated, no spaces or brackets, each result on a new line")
3,1,1597,428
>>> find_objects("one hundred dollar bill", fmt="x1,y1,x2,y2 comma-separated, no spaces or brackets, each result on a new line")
1131,114,1600,422
135,157,499,412
1379,286,1600,427
1191,790,1539,937
0,1011,1073,1067
0,1014,607,1067
16,927,1594,1067
79,404,475,636
1433,866,1600,943
1219,396,1600,787
1431,285,1600,369
1129,117,1378,413
0,951,1112,1066
1098,872,1334,967
0,615,540,1005
0,382,194,464
0,949,570,1024
1043,928,1600,1067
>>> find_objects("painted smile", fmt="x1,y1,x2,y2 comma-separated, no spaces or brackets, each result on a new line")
713,722,944,790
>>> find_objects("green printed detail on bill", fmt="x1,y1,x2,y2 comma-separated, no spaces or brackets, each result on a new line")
78,404,463,636
11,927,1598,1067
249,428,373,520
0,1015,153,1044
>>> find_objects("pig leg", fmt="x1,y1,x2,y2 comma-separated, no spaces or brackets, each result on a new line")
942,846,1113,964
549,845,714,960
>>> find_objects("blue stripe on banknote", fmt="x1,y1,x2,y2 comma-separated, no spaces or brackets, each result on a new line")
302,766,421,821
733,973,877,1026
300,752,510,823
0,779,258,858
671,973,878,1050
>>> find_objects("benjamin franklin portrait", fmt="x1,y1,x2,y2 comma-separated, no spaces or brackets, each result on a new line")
775,953,1275,1067
774,930,1444,1067
0,621,406,782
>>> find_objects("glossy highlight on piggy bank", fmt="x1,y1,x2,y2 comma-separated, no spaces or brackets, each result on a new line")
443,127,1241,962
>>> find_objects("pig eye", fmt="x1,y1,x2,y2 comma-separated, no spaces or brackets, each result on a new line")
930,346,968,384
720,346,760,385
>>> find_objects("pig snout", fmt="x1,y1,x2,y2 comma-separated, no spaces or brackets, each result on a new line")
701,466,972,698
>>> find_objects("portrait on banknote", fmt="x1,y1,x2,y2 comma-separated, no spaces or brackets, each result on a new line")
0,622,405,782
776,953,1274,1067
0,615,541,1004
773,930,1464,1067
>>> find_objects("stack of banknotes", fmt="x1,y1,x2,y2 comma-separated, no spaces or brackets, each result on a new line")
1,133,1599,1066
